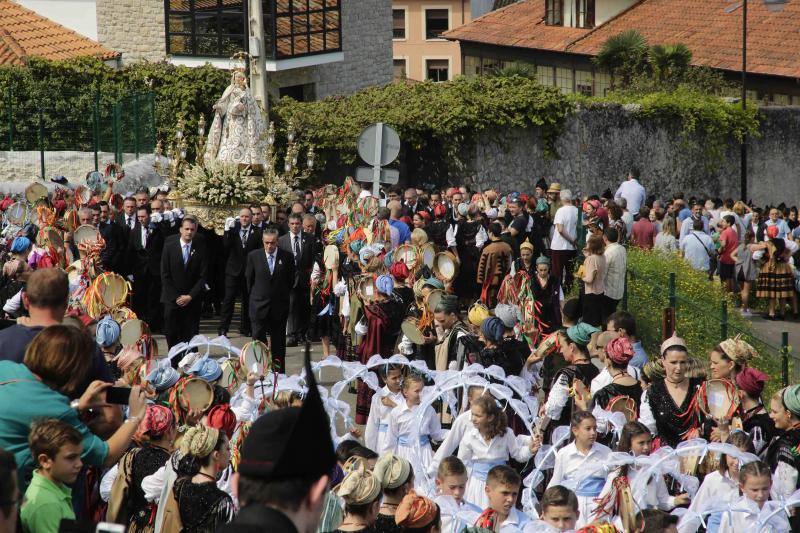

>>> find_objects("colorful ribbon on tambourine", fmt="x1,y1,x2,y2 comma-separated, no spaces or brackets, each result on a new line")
82,271,129,319
168,377,193,427
696,378,739,421
35,205,56,228
76,235,106,259
229,421,251,471
592,475,640,529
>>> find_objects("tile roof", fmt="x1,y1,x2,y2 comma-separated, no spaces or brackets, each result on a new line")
446,0,591,53
445,0,800,79
0,0,119,66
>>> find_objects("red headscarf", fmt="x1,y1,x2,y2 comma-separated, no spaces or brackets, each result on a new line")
433,204,447,219
389,261,409,282
207,403,238,439
605,337,634,365
736,367,768,397
135,404,174,442
416,210,431,222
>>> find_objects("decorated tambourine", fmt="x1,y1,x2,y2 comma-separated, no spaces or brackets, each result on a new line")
401,318,425,344
111,307,136,322
36,226,63,249
394,244,418,269
74,224,100,246
74,185,92,205
420,243,436,269
96,272,128,309
179,377,214,412
62,208,79,232
219,358,246,393
240,340,271,375
607,395,638,423
433,251,458,282
4,201,27,226
119,318,144,347
24,182,48,204
533,331,564,359
697,378,740,421
323,244,339,269
425,288,444,313
66,260,83,285
356,276,377,301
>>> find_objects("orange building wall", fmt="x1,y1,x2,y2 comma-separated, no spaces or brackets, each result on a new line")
393,0,470,81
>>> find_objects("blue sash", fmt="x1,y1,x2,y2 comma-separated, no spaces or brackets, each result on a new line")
469,460,506,481
398,434,430,446
575,476,605,497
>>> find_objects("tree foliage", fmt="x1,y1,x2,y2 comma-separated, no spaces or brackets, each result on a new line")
593,29,649,85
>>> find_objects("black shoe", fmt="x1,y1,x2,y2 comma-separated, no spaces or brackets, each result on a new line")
218,328,228,337
286,337,298,348
239,328,251,337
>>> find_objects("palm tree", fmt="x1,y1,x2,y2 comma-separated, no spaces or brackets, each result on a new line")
593,29,649,87
649,43,693,82
491,63,536,79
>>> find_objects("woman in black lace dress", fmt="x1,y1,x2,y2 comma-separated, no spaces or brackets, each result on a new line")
641,335,704,449
173,425,234,532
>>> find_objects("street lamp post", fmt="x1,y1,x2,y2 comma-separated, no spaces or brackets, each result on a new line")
739,0,788,202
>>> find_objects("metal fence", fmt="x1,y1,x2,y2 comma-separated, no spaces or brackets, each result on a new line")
0,88,156,179
623,266,797,389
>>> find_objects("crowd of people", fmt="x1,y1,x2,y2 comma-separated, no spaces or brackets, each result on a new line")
0,169,800,533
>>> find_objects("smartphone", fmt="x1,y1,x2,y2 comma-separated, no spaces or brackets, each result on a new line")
105,386,131,405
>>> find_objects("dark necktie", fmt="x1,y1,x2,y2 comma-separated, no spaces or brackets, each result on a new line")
293,235,300,264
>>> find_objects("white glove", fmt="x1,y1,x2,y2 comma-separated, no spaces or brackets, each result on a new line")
163,211,174,222
354,318,368,336
172,208,184,219
127,275,134,282
225,217,236,231
150,212,162,224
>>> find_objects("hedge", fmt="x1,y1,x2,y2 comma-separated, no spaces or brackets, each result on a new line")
625,248,787,397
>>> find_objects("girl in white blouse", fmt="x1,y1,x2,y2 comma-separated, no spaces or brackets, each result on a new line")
363,364,405,454
595,421,687,530
547,411,611,529
457,395,540,508
381,374,446,487
717,460,790,533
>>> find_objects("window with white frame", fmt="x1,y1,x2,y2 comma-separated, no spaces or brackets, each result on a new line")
425,9,449,39
393,9,406,39
426,59,449,82
393,58,407,80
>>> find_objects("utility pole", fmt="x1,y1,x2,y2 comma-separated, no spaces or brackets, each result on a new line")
248,0,269,117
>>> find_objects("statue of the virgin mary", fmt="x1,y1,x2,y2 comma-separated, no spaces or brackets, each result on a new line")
204,70,267,166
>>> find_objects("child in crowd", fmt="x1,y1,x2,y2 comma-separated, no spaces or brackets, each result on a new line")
636,509,678,533
381,374,445,484
530,485,580,532
364,364,405,454
434,457,480,533
595,422,687,530
476,465,530,531
430,386,484,473
20,419,83,533
548,411,611,529
457,395,538,508
683,431,755,533
718,461,789,532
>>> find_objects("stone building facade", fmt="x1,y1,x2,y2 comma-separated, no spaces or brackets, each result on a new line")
94,0,392,99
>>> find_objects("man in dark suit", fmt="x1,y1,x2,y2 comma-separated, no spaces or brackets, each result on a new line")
116,196,139,240
400,187,429,219
96,201,124,274
129,205,165,332
161,215,207,349
246,229,294,371
219,207,262,337
278,213,316,346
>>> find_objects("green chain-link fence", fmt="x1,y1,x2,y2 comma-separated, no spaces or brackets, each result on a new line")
623,253,797,394
0,87,155,179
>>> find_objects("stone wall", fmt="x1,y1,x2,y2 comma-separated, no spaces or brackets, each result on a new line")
314,0,393,98
468,106,800,205
96,0,165,63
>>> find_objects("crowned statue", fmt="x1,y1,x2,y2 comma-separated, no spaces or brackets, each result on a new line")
204,66,267,167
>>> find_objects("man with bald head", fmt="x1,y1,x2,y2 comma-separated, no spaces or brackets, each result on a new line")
219,207,262,337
